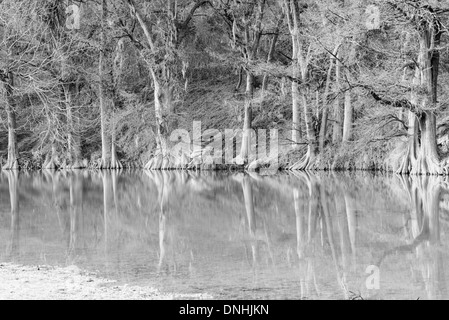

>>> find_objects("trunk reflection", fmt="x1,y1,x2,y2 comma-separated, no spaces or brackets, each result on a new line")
0,171,447,299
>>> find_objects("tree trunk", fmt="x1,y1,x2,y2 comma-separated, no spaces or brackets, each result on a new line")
240,72,254,164
292,79,302,148
396,30,421,175
319,44,340,153
3,73,19,171
411,22,442,175
237,2,265,165
154,80,170,154
332,52,343,145
44,142,59,170
43,106,60,169
235,67,243,91
5,103,19,170
303,92,317,159
111,39,125,170
66,90,82,169
99,0,111,169
290,47,317,170
262,14,283,92
110,121,122,170
285,0,319,170
414,112,440,175
144,74,176,170
397,111,418,174
291,34,302,149
234,1,266,166
342,85,353,143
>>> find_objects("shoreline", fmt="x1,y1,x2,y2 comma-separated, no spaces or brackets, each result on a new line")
0,167,399,176
0,263,212,300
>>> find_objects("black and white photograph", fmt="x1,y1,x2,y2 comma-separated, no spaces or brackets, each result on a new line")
0,0,449,305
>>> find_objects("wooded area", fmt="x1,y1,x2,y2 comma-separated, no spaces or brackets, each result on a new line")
0,0,448,175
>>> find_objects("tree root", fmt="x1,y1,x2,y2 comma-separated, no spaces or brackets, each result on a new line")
395,145,415,175
145,154,163,170
144,153,188,170
2,158,19,171
188,147,216,170
410,154,443,176
110,153,123,170
43,158,59,170
177,153,190,170
99,158,112,170
289,151,315,171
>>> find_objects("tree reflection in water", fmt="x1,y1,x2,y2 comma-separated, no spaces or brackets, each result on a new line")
378,175,445,300
0,170,448,299
5,170,19,260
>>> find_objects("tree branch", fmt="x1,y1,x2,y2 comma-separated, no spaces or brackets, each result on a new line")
125,0,156,53
366,86,422,115
178,0,211,30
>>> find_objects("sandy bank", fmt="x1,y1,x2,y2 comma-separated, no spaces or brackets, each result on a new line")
0,263,212,300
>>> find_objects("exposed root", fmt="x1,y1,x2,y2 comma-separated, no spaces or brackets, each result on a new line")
110,160,123,170
331,158,340,171
162,157,171,170
2,158,19,171
145,146,221,171
290,151,315,171
99,158,111,170
144,151,190,171
396,154,410,175
188,147,217,170
410,154,442,176
395,146,415,175
43,158,59,170
110,153,123,170
110,142,123,170
145,154,163,170
187,154,201,170
176,153,190,170
43,153,56,170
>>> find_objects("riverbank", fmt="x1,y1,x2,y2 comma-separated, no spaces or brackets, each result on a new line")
0,263,212,300
0,151,387,173
1,136,391,172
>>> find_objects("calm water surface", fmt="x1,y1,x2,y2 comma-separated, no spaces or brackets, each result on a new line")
0,170,448,300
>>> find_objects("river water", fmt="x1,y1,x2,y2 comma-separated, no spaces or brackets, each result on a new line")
0,170,448,300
